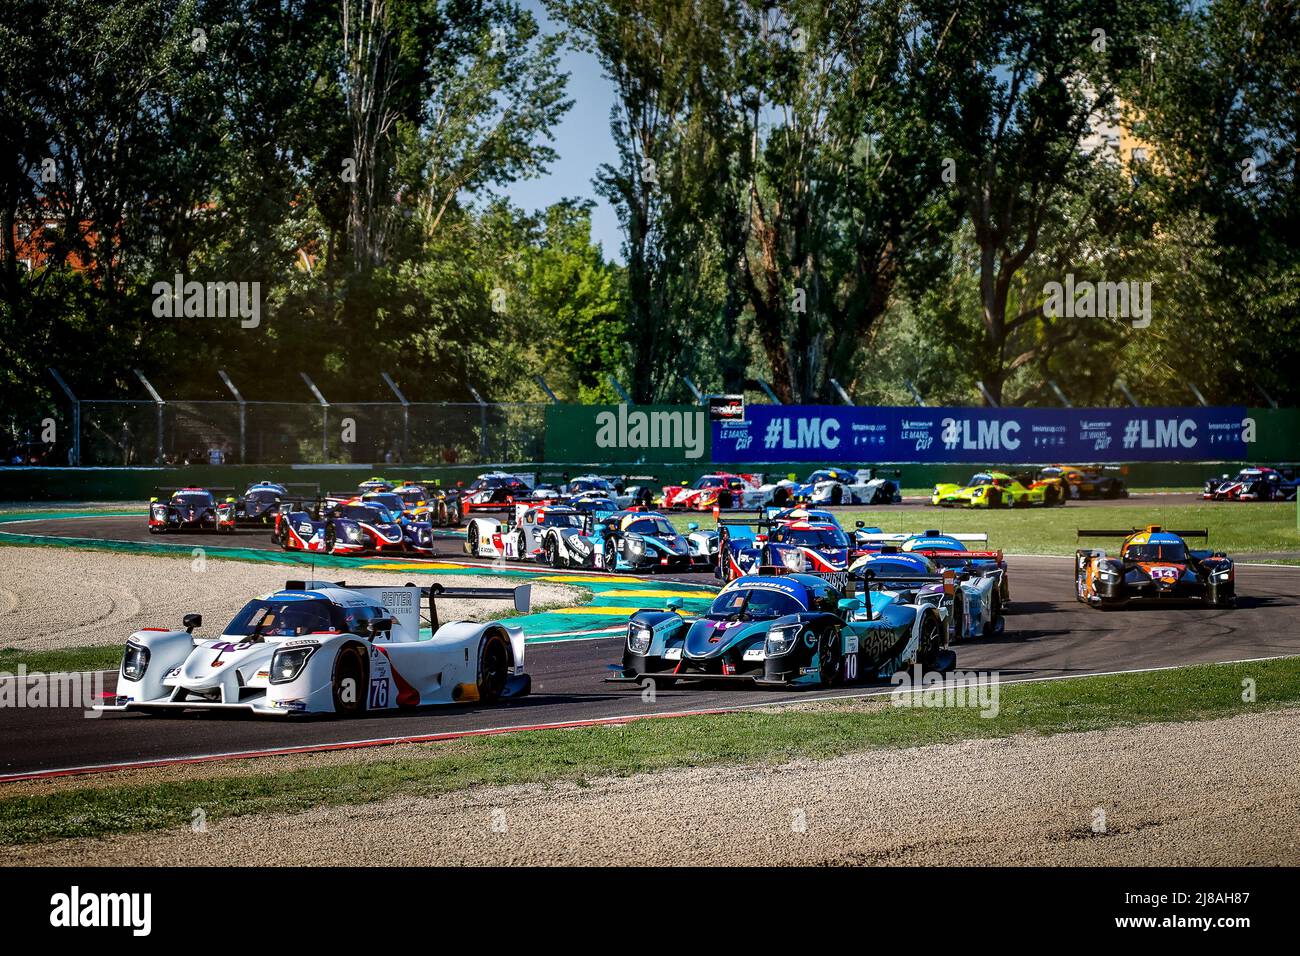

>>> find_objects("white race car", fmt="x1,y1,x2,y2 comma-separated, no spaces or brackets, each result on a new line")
464,502,587,562
756,468,903,506
99,580,532,716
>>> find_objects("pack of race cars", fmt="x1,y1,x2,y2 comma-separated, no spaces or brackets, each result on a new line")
121,464,1254,717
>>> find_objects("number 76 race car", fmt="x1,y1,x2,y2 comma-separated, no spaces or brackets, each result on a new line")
98,580,533,716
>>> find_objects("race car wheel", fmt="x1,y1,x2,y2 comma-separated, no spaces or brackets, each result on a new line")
477,631,511,703
816,626,843,687
772,487,789,505
1043,485,1059,506
331,645,367,717
515,529,528,559
830,486,843,505
638,487,653,508
544,534,563,568
718,490,734,509
324,522,337,554
985,488,1003,508
603,538,618,571
918,612,946,671
983,589,1004,638
467,522,479,555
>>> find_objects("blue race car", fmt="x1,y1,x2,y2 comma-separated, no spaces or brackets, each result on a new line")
609,571,953,688
543,509,693,572
275,500,435,556
717,512,857,581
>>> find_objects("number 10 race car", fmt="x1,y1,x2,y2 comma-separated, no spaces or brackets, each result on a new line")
609,570,954,689
99,580,533,716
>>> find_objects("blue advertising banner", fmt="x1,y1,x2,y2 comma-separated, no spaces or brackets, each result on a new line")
712,406,1250,464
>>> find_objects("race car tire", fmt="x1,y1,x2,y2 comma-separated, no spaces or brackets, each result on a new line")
331,645,368,716
815,625,843,688
985,488,1003,508
603,538,618,571
983,589,1004,638
324,522,337,554
773,487,789,505
477,631,511,704
149,526,162,535
638,487,653,508
276,520,289,548
515,529,528,560
544,534,564,569
448,500,462,526
830,486,843,506
467,522,479,555
718,490,734,509
1043,485,1059,506
917,611,947,672
1105,482,1121,499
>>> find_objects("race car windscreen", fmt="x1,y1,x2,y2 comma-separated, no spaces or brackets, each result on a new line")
859,558,936,578
223,599,343,637
539,512,583,528
340,504,394,523
772,526,848,547
365,493,405,512
173,492,215,506
1124,542,1187,562
570,478,611,492
695,476,724,489
709,587,806,620
625,516,677,536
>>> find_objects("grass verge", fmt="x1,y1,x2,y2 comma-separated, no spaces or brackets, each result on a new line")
3,655,1297,846
0,645,122,674
670,502,1300,555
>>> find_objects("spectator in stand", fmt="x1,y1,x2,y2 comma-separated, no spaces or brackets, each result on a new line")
208,445,225,465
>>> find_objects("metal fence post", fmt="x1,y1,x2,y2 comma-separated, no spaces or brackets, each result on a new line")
468,386,488,462
300,373,330,464
381,371,410,461
47,368,80,465
134,369,165,463
218,370,247,463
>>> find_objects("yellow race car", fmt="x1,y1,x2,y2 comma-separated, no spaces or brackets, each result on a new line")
931,470,1060,508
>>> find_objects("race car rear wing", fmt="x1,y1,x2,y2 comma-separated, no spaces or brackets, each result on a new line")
856,532,989,545
151,486,237,502
1077,529,1208,538
282,580,532,639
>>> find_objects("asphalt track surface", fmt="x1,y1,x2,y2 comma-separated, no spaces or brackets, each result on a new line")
2,500,1298,780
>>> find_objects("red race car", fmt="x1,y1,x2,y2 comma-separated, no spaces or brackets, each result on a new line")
660,473,760,510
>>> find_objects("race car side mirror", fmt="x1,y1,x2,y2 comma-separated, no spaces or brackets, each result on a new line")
855,520,865,528
665,597,684,613
182,613,202,633
368,618,393,638
687,522,699,531
837,598,863,614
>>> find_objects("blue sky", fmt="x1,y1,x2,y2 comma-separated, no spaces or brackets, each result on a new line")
507,1,623,261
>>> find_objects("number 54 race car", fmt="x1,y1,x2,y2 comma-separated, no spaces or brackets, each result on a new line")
98,580,533,716
1075,526,1235,608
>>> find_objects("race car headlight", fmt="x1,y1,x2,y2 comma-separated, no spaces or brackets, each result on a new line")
151,504,167,518
343,524,360,541
782,550,806,572
1213,568,1233,581
269,646,317,685
766,624,801,657
1098,567,1120,580
122,643,150,681
627,623,653,655
971,487,985,497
